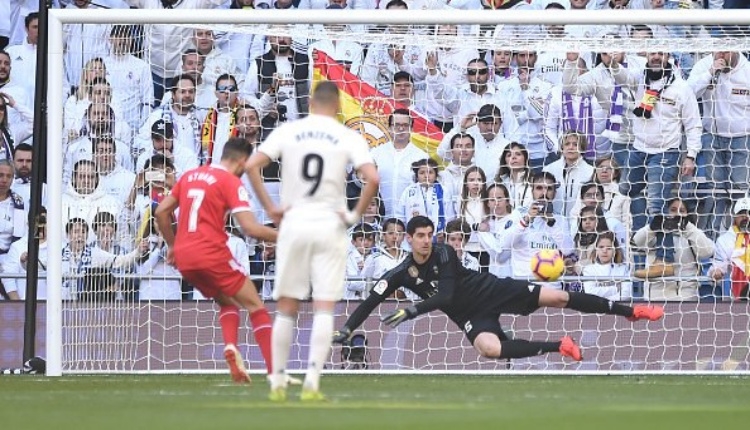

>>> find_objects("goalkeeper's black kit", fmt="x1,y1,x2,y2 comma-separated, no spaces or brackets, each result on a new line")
343,244,540,343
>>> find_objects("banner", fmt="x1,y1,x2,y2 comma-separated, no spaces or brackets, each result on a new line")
312,50,444,161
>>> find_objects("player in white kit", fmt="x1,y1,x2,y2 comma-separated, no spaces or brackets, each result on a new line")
245,81,380,402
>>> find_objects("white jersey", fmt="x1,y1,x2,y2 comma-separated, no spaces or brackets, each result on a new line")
260,114,373,217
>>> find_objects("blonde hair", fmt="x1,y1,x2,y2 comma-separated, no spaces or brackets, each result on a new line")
75,57,106,101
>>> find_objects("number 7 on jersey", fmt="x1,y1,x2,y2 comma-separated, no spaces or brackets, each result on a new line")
187,188,205,232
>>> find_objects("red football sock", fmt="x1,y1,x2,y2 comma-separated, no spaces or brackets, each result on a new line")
218,305,240,347
250,308,273,374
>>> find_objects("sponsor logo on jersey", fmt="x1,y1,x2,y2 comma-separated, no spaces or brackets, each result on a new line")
373,279,388,295
238,187,250,203
732,88,750,96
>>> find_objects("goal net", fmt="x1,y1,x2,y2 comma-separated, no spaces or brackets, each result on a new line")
43,8,750,376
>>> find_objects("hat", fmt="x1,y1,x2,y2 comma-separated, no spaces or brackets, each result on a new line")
477,104,502,122
734,197,750,215
151,119,174,139
392,71,414,84
326,4,344,9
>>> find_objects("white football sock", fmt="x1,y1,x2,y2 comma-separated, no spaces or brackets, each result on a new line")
304,310,334,392
270,313,295,390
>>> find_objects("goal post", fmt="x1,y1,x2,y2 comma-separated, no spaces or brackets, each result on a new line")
45,8,750,377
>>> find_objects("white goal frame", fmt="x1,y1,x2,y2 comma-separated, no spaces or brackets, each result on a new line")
46,8,750,377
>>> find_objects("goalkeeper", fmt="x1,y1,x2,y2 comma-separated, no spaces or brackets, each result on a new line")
334,216,664,361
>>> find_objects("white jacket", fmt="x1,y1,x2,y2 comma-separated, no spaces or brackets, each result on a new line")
633,222,715,300
436,125,510,181
477,214,513,278
397,182,455,233
688,54,750,137
582,262,633,301
543,157,595,218
370,142,429,219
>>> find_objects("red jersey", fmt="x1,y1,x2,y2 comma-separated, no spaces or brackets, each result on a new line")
171,165,252,259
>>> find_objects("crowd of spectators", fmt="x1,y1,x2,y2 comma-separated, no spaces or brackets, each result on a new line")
0,0,749,303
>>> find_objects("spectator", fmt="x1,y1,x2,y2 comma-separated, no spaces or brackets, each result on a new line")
490,49,515,84
62,1,112,91
202,74,240,165
476,183,513,277
0,50,33,128
439,132,475,199
494,141,533,210
5,12,37,99
3,206,48,301
345,223,376,300
346,167,385,227
362,217,407,284
543,131,595,218
92,211,130,255
370,108,428,218
437,104,512,181
388,71,423,113
192,28,242,89
456,166,489,270
0,2,10,51
61,159,123,239
309,6,365,76
61,217,147,301
217,3,267,74
688,47,750,236
104,24,154,130
11,143,47,209
582,231,632,301
592,155,630,227
572,205,610,273
544,55,606,160
124,0,231,103
128,154,177,232
137,74,205,159
634,198,714,300
241,32,310,132
445,218,481,271
136,119,198,177
0,159,26,272
709,197,750,300
397,158,455,238
494,171,574,288
63,58,107,142
94,134,136,204
613,50,702,232
0,92,33,158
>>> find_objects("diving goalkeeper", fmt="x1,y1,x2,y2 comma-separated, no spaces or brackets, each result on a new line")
334,216,664,361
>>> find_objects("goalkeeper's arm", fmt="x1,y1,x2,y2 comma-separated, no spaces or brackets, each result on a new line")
333,275,401,343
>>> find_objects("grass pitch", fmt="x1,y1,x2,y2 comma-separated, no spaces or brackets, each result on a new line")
2,375,749,430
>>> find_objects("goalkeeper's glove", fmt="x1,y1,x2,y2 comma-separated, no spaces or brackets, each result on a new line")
380,306,418,328
332,327,352,344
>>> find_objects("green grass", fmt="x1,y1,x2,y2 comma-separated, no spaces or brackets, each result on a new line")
2,375,750,430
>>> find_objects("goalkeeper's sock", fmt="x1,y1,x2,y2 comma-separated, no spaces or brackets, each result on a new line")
218,305,240,347
250,308,274,374
498,339,560,359
304,310,334,392
270,312,294,389
566,292,633,318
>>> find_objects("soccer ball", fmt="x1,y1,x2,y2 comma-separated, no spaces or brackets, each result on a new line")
530,249,565,282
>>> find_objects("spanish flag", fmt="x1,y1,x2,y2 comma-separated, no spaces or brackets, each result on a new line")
312,50,444,162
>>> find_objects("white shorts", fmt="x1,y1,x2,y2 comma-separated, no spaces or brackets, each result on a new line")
273,215,348,301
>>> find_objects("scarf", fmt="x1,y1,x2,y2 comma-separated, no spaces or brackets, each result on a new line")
162,104,203,164
603,62,626,141
730,225,750,300
201,107,236,165
62,243,93,296
633,65,676,119
562,92,595,159
0,127,14,161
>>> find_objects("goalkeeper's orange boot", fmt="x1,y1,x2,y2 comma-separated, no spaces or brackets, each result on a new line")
559,336,583,361
224,344,251,384
627,305,665,322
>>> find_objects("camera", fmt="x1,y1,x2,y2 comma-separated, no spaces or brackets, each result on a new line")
144,170,166,183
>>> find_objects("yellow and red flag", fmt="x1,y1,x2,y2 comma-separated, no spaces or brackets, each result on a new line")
312,50,444,162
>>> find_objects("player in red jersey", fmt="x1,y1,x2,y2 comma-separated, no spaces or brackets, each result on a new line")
155,137,277,384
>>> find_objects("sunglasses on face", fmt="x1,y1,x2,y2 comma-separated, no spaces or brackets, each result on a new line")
217,84,237,92
467,68,489,76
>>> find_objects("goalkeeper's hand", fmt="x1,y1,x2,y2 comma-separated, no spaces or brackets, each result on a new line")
380,306,418,328
332,327,352,344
